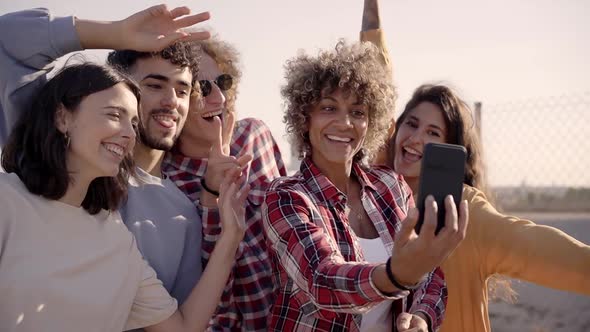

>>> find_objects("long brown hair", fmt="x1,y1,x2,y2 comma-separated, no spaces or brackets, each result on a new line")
387,83,515,301
388,84,489,194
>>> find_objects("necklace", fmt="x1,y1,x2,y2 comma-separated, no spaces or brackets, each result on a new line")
346,201,365,224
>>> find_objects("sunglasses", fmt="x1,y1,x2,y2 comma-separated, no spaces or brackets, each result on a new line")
199,74,233,97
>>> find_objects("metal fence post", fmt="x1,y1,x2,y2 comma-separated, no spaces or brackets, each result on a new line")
474,101,482,140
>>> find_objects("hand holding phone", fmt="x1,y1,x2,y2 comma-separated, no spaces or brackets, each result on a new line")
415,143,466,234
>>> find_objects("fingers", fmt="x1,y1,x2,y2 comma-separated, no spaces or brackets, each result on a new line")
219,169,248,231
419,196,437,241
180,30,211,42
146,4,169,18
218,166,239,197
173,11,211,29
168,6,190,18
458,200,469,239
439,195,459,236
236,154,253,168
395,207,419,247
209,116,224,158
396,312,412,331
156,31,190,48
222,112,236,154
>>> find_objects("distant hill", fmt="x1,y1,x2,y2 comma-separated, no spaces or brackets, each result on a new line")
492,186,590,212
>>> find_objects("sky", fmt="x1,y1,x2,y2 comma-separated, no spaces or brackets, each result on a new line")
1,0,589,187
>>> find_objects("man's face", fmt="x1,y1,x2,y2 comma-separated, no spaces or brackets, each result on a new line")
128,56,193,151
180,53,232,146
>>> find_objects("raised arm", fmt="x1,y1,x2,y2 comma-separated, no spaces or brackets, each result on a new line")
0,5,210,146
263,188,408,315
145,167,248,332
360,0,395,165
360,0,391,70
470,187,590,294
75,4,210,51
0,8,81,144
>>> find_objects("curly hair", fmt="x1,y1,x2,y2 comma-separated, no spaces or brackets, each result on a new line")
106,41,200,85
189,34,242,115
281,40,396,165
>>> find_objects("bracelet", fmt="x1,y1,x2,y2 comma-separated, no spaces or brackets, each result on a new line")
200,178,220,197
385,257,419,291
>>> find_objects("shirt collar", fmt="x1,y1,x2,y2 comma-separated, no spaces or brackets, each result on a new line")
164,151,208,177
300,158,378,207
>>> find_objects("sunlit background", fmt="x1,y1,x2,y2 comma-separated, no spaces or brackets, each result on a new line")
2,2,589,330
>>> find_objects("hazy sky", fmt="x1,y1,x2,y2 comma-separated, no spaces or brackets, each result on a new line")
2,0,589,186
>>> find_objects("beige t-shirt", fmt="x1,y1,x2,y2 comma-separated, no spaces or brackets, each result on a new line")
0,172,177,332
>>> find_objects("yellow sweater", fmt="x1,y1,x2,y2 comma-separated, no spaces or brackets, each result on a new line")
361,29,590,332
440,185,590,332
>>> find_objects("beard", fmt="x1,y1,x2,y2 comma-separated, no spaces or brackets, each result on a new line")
137,109,179,151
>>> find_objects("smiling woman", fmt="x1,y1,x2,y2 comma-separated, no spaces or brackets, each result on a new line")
0,61,249,332
261,41,469,332
385,84,590,332
2,63,139,213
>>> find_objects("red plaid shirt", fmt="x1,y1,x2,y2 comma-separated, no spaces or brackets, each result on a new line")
262,158,447,332
163,118,287,331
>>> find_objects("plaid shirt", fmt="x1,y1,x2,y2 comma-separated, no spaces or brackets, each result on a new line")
262,158,447,332
163,118,287,331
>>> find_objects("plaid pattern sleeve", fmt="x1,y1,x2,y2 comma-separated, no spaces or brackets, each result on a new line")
264,187,406,308
262,160,413,331
197,193,275,332
396,173,447,331
230,118,287,205
162,118,286,331
410,268,447,331
262,159,448,331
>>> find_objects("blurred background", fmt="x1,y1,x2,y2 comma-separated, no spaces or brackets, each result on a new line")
1,1,588,330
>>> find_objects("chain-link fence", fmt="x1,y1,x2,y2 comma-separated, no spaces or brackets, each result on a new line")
478,91,590,212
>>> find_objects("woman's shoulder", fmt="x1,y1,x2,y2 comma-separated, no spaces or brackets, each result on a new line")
0,172,28,199
267,173,305,192
265,174,317,206
462,184,488,202
364,164,403,185
363,164,411,195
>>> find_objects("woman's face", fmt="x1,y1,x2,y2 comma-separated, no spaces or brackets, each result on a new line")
63,83,138,180
393,101,448,181
307,89,368,168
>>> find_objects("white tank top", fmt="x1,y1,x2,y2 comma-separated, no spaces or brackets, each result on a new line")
358,237,393,332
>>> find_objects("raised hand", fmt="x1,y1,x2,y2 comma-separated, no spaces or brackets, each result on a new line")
218,166,248,242
118,4,210,51
221,111,236,155
362,0,381,31
397,312,429,332
203,116,252,194
76,4,211,52
389,195,469,286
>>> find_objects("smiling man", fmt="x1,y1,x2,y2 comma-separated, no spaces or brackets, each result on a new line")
163,36,287,331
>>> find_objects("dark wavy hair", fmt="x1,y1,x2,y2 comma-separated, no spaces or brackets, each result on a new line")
1,63,141,214
107,41,200,85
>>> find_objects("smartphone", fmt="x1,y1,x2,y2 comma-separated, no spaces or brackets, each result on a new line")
415,143,467,235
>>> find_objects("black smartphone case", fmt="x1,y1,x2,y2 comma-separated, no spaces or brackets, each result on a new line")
415,143,467,235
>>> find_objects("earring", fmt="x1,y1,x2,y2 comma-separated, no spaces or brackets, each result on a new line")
64,132,71,149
